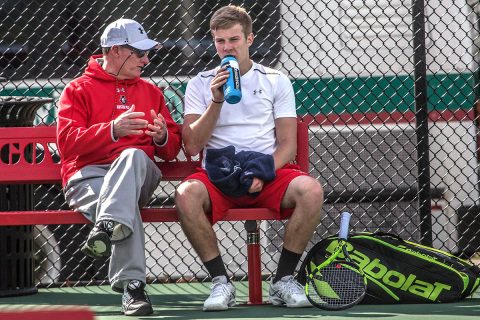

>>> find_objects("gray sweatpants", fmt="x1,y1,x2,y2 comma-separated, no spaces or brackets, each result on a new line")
64,148,162,291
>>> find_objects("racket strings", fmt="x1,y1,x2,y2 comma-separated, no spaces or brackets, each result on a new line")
307,261,366,309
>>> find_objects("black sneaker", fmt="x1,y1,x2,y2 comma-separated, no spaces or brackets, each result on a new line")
122,280,153,316
81,220,114,259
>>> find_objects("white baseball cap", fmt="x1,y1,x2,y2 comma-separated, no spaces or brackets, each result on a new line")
100,18,160,50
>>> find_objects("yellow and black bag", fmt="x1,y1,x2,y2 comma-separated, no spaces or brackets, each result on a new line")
299,232,480,303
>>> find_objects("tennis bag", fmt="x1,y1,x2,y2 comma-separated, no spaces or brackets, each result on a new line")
299,232,480,304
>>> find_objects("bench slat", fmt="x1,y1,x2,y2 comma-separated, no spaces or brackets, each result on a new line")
0,208,287,226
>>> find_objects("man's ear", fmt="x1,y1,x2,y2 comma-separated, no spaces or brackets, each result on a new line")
111,45,120,56
247,33,254,47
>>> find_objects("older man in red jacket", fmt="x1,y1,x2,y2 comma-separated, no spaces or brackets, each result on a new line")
57,18,181,316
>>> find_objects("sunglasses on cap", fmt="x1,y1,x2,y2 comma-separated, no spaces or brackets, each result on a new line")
123,45,150,58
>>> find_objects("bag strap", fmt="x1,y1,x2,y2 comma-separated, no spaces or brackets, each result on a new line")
367,232,405,242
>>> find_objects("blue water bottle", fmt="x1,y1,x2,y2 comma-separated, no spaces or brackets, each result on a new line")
221,55,242,104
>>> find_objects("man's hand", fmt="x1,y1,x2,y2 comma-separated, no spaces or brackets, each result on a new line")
248,177,265,194
145,109,167,145
211,67,229,103
112,104,148,138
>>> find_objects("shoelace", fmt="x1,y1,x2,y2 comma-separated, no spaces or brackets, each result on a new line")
279,276,304,295
210,281,231,298
95,220,115,237
126,288,150,304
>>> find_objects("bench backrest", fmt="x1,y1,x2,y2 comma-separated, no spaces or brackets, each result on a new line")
0,121,308,184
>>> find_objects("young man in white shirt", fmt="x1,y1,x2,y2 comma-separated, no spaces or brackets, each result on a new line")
175,5,324,311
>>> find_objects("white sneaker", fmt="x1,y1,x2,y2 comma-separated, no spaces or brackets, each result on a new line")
269,275,312,307
203,276,236,311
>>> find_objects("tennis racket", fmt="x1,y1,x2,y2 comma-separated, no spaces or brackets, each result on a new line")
305,211,367,310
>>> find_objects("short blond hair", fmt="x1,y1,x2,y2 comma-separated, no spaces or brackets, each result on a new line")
210,5,252,39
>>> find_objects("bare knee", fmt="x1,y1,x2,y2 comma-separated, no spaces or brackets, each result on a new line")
303,178,324,208
175,179,210,217
287,176,323,219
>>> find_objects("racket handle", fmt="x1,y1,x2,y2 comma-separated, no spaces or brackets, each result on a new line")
339,211,351,240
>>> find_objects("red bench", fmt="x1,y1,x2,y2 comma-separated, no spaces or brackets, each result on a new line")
0,121,309,305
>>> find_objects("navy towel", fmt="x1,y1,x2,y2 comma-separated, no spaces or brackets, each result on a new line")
205,146,275,197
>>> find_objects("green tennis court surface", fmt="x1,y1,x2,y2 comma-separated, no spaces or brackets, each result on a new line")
0,282,479,319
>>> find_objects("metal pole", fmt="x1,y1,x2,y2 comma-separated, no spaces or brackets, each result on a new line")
412,0,432,246
244,220,263,304
470,1,480,194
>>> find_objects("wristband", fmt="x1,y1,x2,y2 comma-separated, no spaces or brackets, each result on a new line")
211,98,225,104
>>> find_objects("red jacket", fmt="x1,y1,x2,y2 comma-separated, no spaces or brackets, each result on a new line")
57,54,182,186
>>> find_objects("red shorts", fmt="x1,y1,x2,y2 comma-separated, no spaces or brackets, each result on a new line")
184,164,308,224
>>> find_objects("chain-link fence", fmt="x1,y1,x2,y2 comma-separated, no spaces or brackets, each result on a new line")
1,0,479,288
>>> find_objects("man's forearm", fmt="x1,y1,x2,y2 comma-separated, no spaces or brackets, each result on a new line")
183,101,223,155
272,144,297,170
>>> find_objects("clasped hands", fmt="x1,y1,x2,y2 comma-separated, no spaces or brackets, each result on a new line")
112,104,167,145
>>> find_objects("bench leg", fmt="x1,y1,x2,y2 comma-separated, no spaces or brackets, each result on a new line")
245,220,263,305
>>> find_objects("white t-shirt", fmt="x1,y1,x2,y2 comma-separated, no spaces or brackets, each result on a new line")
184,62,297,161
